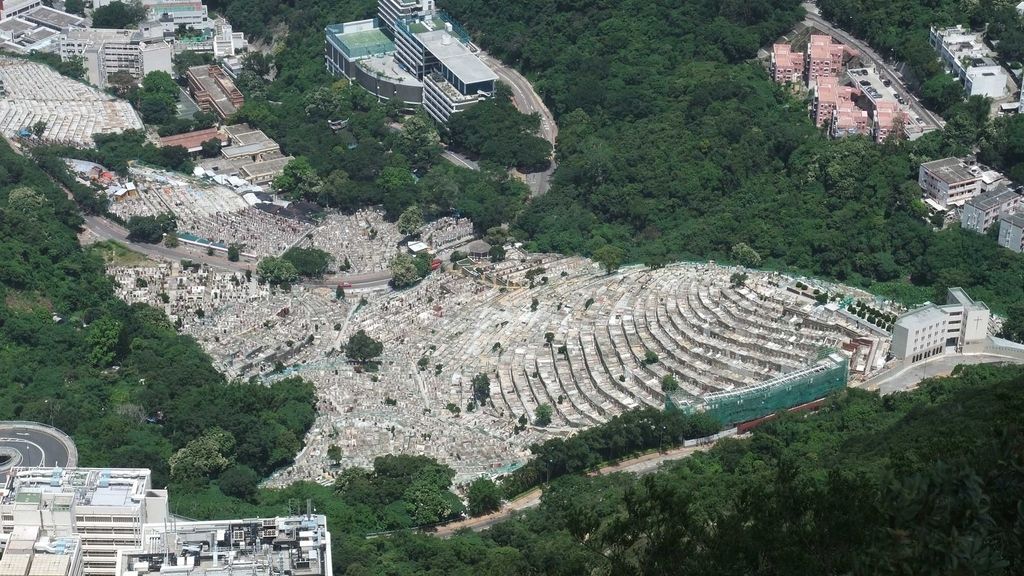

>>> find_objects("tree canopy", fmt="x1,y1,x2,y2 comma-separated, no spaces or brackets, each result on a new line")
91,0,149,29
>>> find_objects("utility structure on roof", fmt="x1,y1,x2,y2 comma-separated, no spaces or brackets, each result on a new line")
0,467,332,576
324,0,497,124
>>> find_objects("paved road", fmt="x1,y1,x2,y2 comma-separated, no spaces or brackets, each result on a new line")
441,150,480,171
858,353,1024,395
0,422,78,481
434,443,713,536
83,216,253,273
801,2,943,130
478,51,558,196
313,270,392,292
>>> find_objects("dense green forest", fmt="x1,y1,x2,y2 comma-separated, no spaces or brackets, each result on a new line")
0,140,315,490
173,362,1024,575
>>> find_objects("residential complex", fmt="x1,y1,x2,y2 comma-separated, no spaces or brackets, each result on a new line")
961,184,1023,233
185,64,243,119
59,28,173,87
918,156,984,209
929,25,1008,98
0,467,332,576
998,212,1024,253
890,288,990,363
324,0,497,123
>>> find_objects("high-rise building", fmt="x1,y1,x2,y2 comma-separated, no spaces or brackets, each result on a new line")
324,0,496,123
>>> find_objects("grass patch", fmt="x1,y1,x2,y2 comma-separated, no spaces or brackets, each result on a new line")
91,240,153,267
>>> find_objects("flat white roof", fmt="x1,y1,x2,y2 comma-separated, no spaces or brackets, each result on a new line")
417,30,495,85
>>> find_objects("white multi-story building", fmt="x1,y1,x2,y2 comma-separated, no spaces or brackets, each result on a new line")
929,25,1008,98
142,0,211,30
0,468,168,576
918,157,984,209
1,468,332,576
59,28,173,87
376,0,423,34
891,288,990,363
0,0,43,19
961,183,1023,233
998,212,1024,253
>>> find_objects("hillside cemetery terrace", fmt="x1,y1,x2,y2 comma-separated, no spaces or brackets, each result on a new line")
0,57,143,146
110,252,892,482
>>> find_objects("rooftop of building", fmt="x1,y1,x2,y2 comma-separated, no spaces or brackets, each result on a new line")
187,65,241,116
326,20,395,60
237,155,293,178
60,27,140,43
808,33,852,60
159,127,226,151
947,287,989,311
0,468,158,509
22,5,84,30
0,526,81,576
116,516,330,576
416,28,495,85
1001,211,1024,228
967,184,1021,210
895,303,948,329
921,157,979,183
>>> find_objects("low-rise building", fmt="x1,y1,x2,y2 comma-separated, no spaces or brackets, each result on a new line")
771,43,804,84
998,211,1024,253
872,100,907,143
142,0,211,30
812,76,859,128
918,157,983,208
208,124,294,186
0,17,59,53
961,183,1023,233
0,0,42,19
59,28,173,87
929,25,1008,98
831,102,869,138
185,64,243,119
890,288,990,363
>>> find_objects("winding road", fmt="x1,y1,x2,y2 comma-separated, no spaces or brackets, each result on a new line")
0,422,78,481
434,442,716,537
478,51,558,196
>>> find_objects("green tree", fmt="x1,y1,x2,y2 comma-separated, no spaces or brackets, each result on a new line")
730,242,762,267
471,373,490,405
397,204,425,235
593,244,626,274
467,478,502,516
168,428,235,483
389,252,421,288
227,244,240,262
397,112,442,171
200,138,222,158
661,374,679,393
64,0,86,15
273,157,322,201
282,247,332,278
31,120,47,139
242,52,273,77
218,464,259,501
91,0,148,29
534,404,553,427
327,445,343,464
997,304,1024,343
86,318,122,367
256,256,299,286
345,330,383,363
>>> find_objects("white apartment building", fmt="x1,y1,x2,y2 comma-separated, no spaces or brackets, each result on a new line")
918,157,984,209
891,288,990,363
59,28,173,87
377,0,424,34
961,184,1023,233
998,212,1024,253
0,0,43,19
0,526,83,576
0,468,168,576
929,25,1008,98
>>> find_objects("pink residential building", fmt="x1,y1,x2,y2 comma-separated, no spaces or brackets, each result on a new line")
806,34,855,81
873,100,907,143
813,76,860,127
771,43,805,83
832,103,870,138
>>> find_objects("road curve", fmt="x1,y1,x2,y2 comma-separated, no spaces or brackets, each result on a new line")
478,51,558,196
0,422,78,481
801,4,943,130
434,443,714,536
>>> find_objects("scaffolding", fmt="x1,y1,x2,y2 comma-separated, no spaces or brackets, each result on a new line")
670,354,850,426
